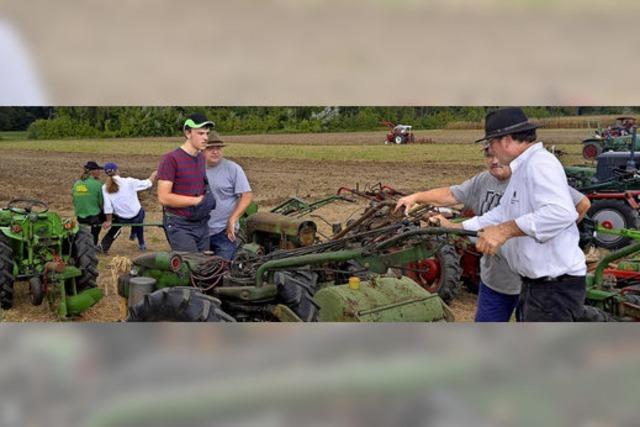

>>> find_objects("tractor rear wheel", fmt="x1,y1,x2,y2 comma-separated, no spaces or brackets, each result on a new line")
0,234,15,309
577,305,615,322
394,135,404,144
582,140,603,160
589,199,639,249
128,287,235,322
407,244,462,304
71,228,99,290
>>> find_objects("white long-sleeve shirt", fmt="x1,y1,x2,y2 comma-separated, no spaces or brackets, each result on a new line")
102,176,152,219
462,142,586,279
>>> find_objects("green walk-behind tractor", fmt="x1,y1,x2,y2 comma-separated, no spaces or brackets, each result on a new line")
0,199,102,319
118,221,476,322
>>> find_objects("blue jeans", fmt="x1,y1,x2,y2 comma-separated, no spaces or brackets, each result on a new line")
209,230,238,260
475,281,519,322
163,214,209,252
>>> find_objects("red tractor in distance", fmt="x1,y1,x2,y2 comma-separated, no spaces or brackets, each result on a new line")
382,121,415,145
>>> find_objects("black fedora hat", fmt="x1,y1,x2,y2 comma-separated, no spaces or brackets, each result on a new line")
475,107,540,143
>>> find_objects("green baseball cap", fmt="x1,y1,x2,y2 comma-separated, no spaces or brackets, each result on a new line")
183,113,214,131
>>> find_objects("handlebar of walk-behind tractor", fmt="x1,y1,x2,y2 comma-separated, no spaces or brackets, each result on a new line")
595,223,640,241
255,227,477,286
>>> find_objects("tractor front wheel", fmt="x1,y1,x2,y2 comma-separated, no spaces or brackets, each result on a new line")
406,244,462,303
394,135,404,144
589,199,639,249
128,287,235,322
71,228,99,291
582,140,603,160
29,277,44,306
0,234,15,309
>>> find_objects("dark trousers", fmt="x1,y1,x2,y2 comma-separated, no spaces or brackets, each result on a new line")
163,214,209,252
209,230,238,260
100,208,145,253
77,213,104,245
518,275,586,322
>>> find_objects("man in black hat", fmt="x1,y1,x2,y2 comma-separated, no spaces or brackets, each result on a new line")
395,143,590,322
157,113,216,252
439,107,587,322
72,161,105,245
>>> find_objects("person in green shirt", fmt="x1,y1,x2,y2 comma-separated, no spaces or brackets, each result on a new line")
72,161,104,245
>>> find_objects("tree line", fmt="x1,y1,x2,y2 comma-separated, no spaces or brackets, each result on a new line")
0,106,637,139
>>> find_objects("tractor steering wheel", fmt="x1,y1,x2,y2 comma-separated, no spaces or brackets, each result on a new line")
7,198,49,214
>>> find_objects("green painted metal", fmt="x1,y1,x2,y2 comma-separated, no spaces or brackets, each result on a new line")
591,243,640,287
314,276,448,322
255,227,475,286
246,212,316,238
270,195,351,217
66,288,104,316
596,223,640,241
0,201,101,318
615,260,640,271
272,304,303,321
564,166,596,189
144,269,190,289
255,248,362,286
240,243,263,256
50,266,82,281
359,242,440,274
214,285,277,301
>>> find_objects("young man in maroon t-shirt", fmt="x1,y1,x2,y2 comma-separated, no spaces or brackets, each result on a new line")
157,113,216,251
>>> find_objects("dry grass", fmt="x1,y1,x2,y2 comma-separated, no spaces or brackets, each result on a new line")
447,114,628,130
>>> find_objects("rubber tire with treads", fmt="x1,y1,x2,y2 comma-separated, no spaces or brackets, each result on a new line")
0,233,15,309
71,228,99,290
411,244,463,304
577,305,615,322
588,199,639,249
128,287,235,322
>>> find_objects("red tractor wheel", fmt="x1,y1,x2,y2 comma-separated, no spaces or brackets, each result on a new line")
582,141,603,160
406,244,463,303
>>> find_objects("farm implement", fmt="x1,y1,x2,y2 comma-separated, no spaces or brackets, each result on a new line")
337,183,481,296
119,225,476,322
565,126,640,249
580,224,640,321
581,116,638,160
0,199,102,319
382,121,415,145
118,186,479,322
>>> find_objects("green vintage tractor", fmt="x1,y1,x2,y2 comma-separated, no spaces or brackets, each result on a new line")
0,199,103,319
581,116,638,160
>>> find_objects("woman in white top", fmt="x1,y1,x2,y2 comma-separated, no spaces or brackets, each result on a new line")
99,162,157,254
